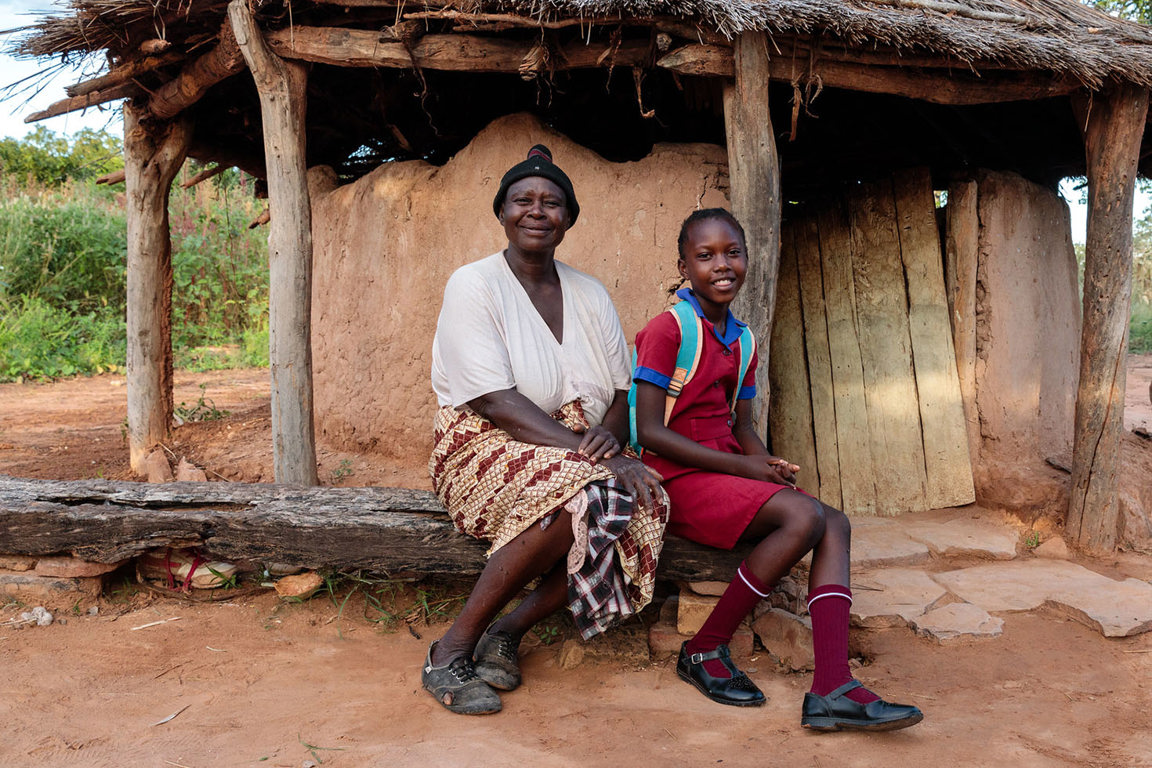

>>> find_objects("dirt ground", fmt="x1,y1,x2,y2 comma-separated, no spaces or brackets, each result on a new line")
1,360,1152,767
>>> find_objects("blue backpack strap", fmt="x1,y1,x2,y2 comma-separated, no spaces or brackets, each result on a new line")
665,300,704,425
628,300,704,454
729,325,756,415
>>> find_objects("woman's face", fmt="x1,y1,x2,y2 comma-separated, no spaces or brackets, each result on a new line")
500,177,570,255
678,216,747,313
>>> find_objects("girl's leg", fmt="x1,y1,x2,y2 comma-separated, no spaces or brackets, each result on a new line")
430,512,575,666
686,490,825,675
803,504,878,703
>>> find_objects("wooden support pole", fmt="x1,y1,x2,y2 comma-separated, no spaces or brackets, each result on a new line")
723,32,782,440
123,105,191,474
1068,83,1149,552
229,0,319,486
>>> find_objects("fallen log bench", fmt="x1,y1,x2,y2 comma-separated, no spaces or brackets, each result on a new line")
0,476,749,582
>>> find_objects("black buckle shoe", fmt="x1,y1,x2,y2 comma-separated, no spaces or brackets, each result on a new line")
676,641,766,707
801,680,923,732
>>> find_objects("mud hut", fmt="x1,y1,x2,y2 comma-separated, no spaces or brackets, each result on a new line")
9,0,1152,552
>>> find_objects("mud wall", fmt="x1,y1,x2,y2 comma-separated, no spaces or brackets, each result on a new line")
969,170,1081,511
307,114,729,466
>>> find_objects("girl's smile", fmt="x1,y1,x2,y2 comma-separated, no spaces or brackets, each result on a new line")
678,216,748,324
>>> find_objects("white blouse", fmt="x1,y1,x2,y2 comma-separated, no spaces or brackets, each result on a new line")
431,252,631,426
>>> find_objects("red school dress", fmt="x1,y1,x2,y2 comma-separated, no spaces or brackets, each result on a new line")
633,288,793,549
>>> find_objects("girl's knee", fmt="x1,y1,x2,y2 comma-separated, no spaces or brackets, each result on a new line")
824,505,851,542
778,493,826,546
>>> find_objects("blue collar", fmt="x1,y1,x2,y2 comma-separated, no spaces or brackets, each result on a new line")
676,287,746,347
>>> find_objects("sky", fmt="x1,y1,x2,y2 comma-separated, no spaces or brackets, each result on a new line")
0,0,1143,243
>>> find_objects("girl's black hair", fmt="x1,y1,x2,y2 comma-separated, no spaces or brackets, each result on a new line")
676,208,747,258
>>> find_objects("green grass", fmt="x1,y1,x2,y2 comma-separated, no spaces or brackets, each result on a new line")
1131,302,1152,353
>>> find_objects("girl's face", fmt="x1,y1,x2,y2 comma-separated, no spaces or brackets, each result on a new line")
678,216,747,313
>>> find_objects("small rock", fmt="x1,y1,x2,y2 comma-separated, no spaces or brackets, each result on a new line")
684,580,729,597
557,638,585,670
88,606,99,616
175,457,208,482
274,571,324,600
34,556,122,578
676,592,720,635
142,449,174,483
0,555,38,572
19,606,54,627
267,562,305,577
750,608,813,671
1034,536,1070,560
911,603,1003,643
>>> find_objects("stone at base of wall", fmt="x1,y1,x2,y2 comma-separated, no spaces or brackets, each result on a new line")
751,608,814,672
0,570,103,606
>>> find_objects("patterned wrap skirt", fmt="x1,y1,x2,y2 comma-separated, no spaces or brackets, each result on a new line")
429,401,669,638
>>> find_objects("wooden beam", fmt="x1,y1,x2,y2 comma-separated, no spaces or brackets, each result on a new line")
180,164,227,189
229,0,319,486
96,169,126,185
66,52,184,97
263,26,649,71
25,82,139,123
146,23,245,120
724,32,781,441
1068,83,1149,552
123,106,192,475
658,44,1080,105
0,476,750,582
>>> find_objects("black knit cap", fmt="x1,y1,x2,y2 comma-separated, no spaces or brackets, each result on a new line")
492,144,580,226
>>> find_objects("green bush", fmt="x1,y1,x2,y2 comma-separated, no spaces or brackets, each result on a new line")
1132,303,1152,354
0,296,125,381
0,183,128,314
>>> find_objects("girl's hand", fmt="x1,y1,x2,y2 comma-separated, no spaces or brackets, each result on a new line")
732,454,798,487
602,455,664,509
576,424,619,463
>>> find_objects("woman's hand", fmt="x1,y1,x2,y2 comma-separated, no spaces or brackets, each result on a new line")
731,454,799,487
601,455,664,509
574,424,620,463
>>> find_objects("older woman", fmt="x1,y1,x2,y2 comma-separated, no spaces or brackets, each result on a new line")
425,145,668,715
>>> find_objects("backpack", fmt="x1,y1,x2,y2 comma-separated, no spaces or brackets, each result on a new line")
627,300,755,455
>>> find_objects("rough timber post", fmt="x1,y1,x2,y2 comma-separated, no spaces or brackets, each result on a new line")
123,105,190,474
723,32,782,440
229,0,318,485
1068,83,1149,551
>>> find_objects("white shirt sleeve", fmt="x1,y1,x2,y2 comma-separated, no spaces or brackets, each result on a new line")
431,266,515,407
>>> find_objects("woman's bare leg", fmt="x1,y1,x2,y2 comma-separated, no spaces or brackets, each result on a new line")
430,513,574,665
488,562,568,640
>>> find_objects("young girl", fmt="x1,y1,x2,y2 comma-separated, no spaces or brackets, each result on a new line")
632,208,923,732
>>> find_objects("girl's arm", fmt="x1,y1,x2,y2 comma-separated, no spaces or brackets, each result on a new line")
634,383,797,486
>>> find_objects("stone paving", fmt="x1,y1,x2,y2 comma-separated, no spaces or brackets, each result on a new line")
653,507,1152,662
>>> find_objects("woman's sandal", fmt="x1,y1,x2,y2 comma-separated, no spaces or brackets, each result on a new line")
421,642,502,715
473,629,522,691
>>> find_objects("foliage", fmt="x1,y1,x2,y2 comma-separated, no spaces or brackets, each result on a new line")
0,127,123,185
0,295,124,381
0,128,269,382
1086,0,1152,22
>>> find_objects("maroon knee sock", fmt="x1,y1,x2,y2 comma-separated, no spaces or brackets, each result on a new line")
685,562,772,678
807,584,878,704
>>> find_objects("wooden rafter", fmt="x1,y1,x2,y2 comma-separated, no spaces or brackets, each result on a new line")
146,22,245,120
657,43,1081,105
262,26,650,71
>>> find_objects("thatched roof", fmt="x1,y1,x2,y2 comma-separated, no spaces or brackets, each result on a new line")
13,0,1152,89
6,0,1152,197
